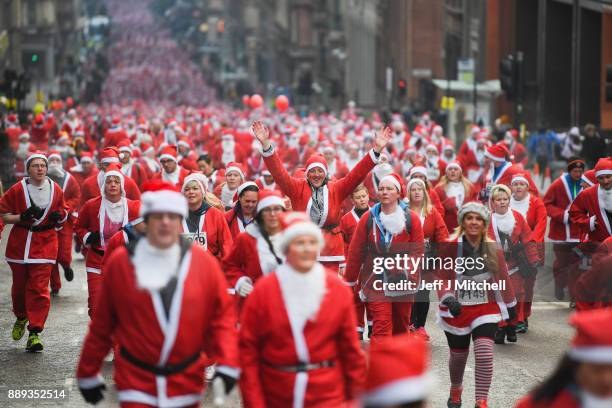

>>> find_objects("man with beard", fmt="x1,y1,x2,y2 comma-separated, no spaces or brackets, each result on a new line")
68,151,97,186
212,133,246,168
460,134,489,184
365,154,394,203
117,139,149,186
424,143,446,185
14,133,37,179
344,142,362,170
154,145,191,188
47,151,80,294
441,143,457,164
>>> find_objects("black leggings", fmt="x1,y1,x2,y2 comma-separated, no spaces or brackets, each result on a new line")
411,288,430,328
444,323,498,349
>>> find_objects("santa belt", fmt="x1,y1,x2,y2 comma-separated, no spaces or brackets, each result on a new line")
15,223,56,232
265,360,334,373
120,347,201,376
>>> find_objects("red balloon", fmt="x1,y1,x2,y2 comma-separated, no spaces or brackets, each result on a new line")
242,95,250,106
249,94,263,109
275,95,289,112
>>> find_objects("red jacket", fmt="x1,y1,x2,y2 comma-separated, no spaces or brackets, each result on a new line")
420,207,449,243
543,174,583,241
75,197,140,274
225,207,254,239
434,183,479,233
121,161,149,187
575,237,612,309
263,146,379,263
55,171,81,218
77,243,239,406
0,178,67,263
239,265,366,407
483,162,540,196
569,184,612,243
179,205,233,262
515,390,580,408
340,208,367,255
80,172,141,206
153,167,191,189
488,209,541,269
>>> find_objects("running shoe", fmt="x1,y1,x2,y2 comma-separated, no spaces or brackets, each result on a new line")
26,332,43,352
12,318,28,341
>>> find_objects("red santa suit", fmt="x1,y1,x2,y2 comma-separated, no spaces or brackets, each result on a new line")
117,140,149,186
225,206,255,239
47,155,81,292
481,144,539,197
81,170,142,205
263,146,380,271
575,237,612,311
75,168,140,317
76,241,239,407
0,170,67,334
254,171,278,192
30,117,50,150
434,169,478,233
211,133,247,168
14,136,38,179
239,263,366,407
344,187,425,338
103,119,129,148
179,203,233,263
569,183,612,244
5,116,22,150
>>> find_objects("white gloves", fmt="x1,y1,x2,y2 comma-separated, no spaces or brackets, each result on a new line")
237,278,254,297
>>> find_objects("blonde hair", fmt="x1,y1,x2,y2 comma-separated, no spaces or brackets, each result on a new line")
451,215,500,278
438,174,473,197
407,179,433,217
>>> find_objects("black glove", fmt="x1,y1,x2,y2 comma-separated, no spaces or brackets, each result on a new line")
85,231,101,246
48,211,62,223
507,306,517,322
20,205,43,222
213,371,237,395
442,296,462,317
79,383,105,405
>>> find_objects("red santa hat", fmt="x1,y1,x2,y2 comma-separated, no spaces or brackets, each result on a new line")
445,161,462,173
25,151,48,169
34,113,44,124
140,180,188,218
47,150,62,162
305,155,328,176
568,309,612,363
511,173,529,186
278,212,324,254
159,145,178,163
111,116,121,127
177,138,192,150
256,190,286,214
141,142,154,155
80,152,94,163
457,201,490,224
7,113,17,124
19,132,30,141
362,334,432,406
117,139,132,154
582,169,597,186
379,173,406,197
442,143,455,152
225,162,245,180
425,143,439,154
485,143,511,162
102,162,125,196
594,157,612,178
100,147,120,164
409,166,427,179
181,173,209,193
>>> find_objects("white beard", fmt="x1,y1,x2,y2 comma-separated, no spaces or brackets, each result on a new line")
276,263,326,330
47,164,66,178
133,239,181,291
493,210,516,235
373,163,393,180
16,143,30,159
510,194,531,217
221,141,236,165
446,182,465,207
599,186,612,212
221,184,237,207
441,153,456,164
380,206,406,235
162,167,180,185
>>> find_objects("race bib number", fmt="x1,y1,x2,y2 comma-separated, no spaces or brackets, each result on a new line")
181,232,207,249
457,286,488,305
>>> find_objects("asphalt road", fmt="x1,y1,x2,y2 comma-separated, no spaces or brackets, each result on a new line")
0,220,573,408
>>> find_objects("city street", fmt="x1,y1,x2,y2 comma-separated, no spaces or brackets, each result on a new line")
0,225,573,408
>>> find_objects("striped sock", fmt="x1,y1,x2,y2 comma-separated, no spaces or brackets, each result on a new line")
449,348,469,388
474,337,494,401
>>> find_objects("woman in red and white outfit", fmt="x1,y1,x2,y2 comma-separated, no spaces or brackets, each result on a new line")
225,181,259,239
406,178,449,339
254,169,278,191
75,163,141,318
344,173,425,338
509,173,547,332
252,120,392,273
239,212,366,407
181,173,233,262
223,190,286,302
435,161,478,233
408,165,445,217
487,184,539,345
0,153,67,352
435,201,516,408
213,162,245,210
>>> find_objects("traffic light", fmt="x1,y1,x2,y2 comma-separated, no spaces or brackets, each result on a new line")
500,54,517,100
397,78,407,97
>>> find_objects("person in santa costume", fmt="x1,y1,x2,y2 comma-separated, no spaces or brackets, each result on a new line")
406,178,449,340
68,151,98,186
46,151,80,295
196,153,223,192
76,180,239,407
486,184,539,344
515,308,612,408
544,159,586,301
502,129,528,168
212,133,247,168
139,143,162,178
574,237,612,311
80,147,141,205
253,120,392,273
180,173,233,262
441,143,457,165
30,113,50,150
339,184,372,338
254,169,278,191
389,120,410,154
509,173,547,332
569,157,612,244
176,138,199,172
361,333,433,408
4,113,22,150
14,132,37,180
365,154,394,202
321,144,350,180
225,181,259,239
424,143,446,186
155,145,191,188
75,163,141,318
223,190,286,302
344,173,425,338
61,108,82,137
117,139,149,186
344,142,362,170
435,161,478,233
51,131,76,162
0,153,68,352
460,134,489,185
103,116,129,148
213,162,245,210
457,125,481,162
435,201,516,408
239,211,366,407
407,166,445,216
281,133,317,174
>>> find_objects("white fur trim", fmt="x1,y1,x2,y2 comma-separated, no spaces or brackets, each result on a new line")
368,148,379,163
564,210,569,224
380,175,401,192
26,154,48,168
485,150,506,162
47,153,62,161
363,373,433,405
140,190,188,218
261,145,275,157
446,162,462,172
159,153,177,162
80,156,93,163
569,347,612,364
237,181,259,196
77,374,104,389
215,365,241,379
225,165,245,179
511,175,529,185
595,169,612,177
589,215,596,232
457,202,489,223
410,166,427,177
182,173,209,193
306,162,327,175
407,178,426,192
100,157,119,164
280,222,324,253
256,195,285,213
